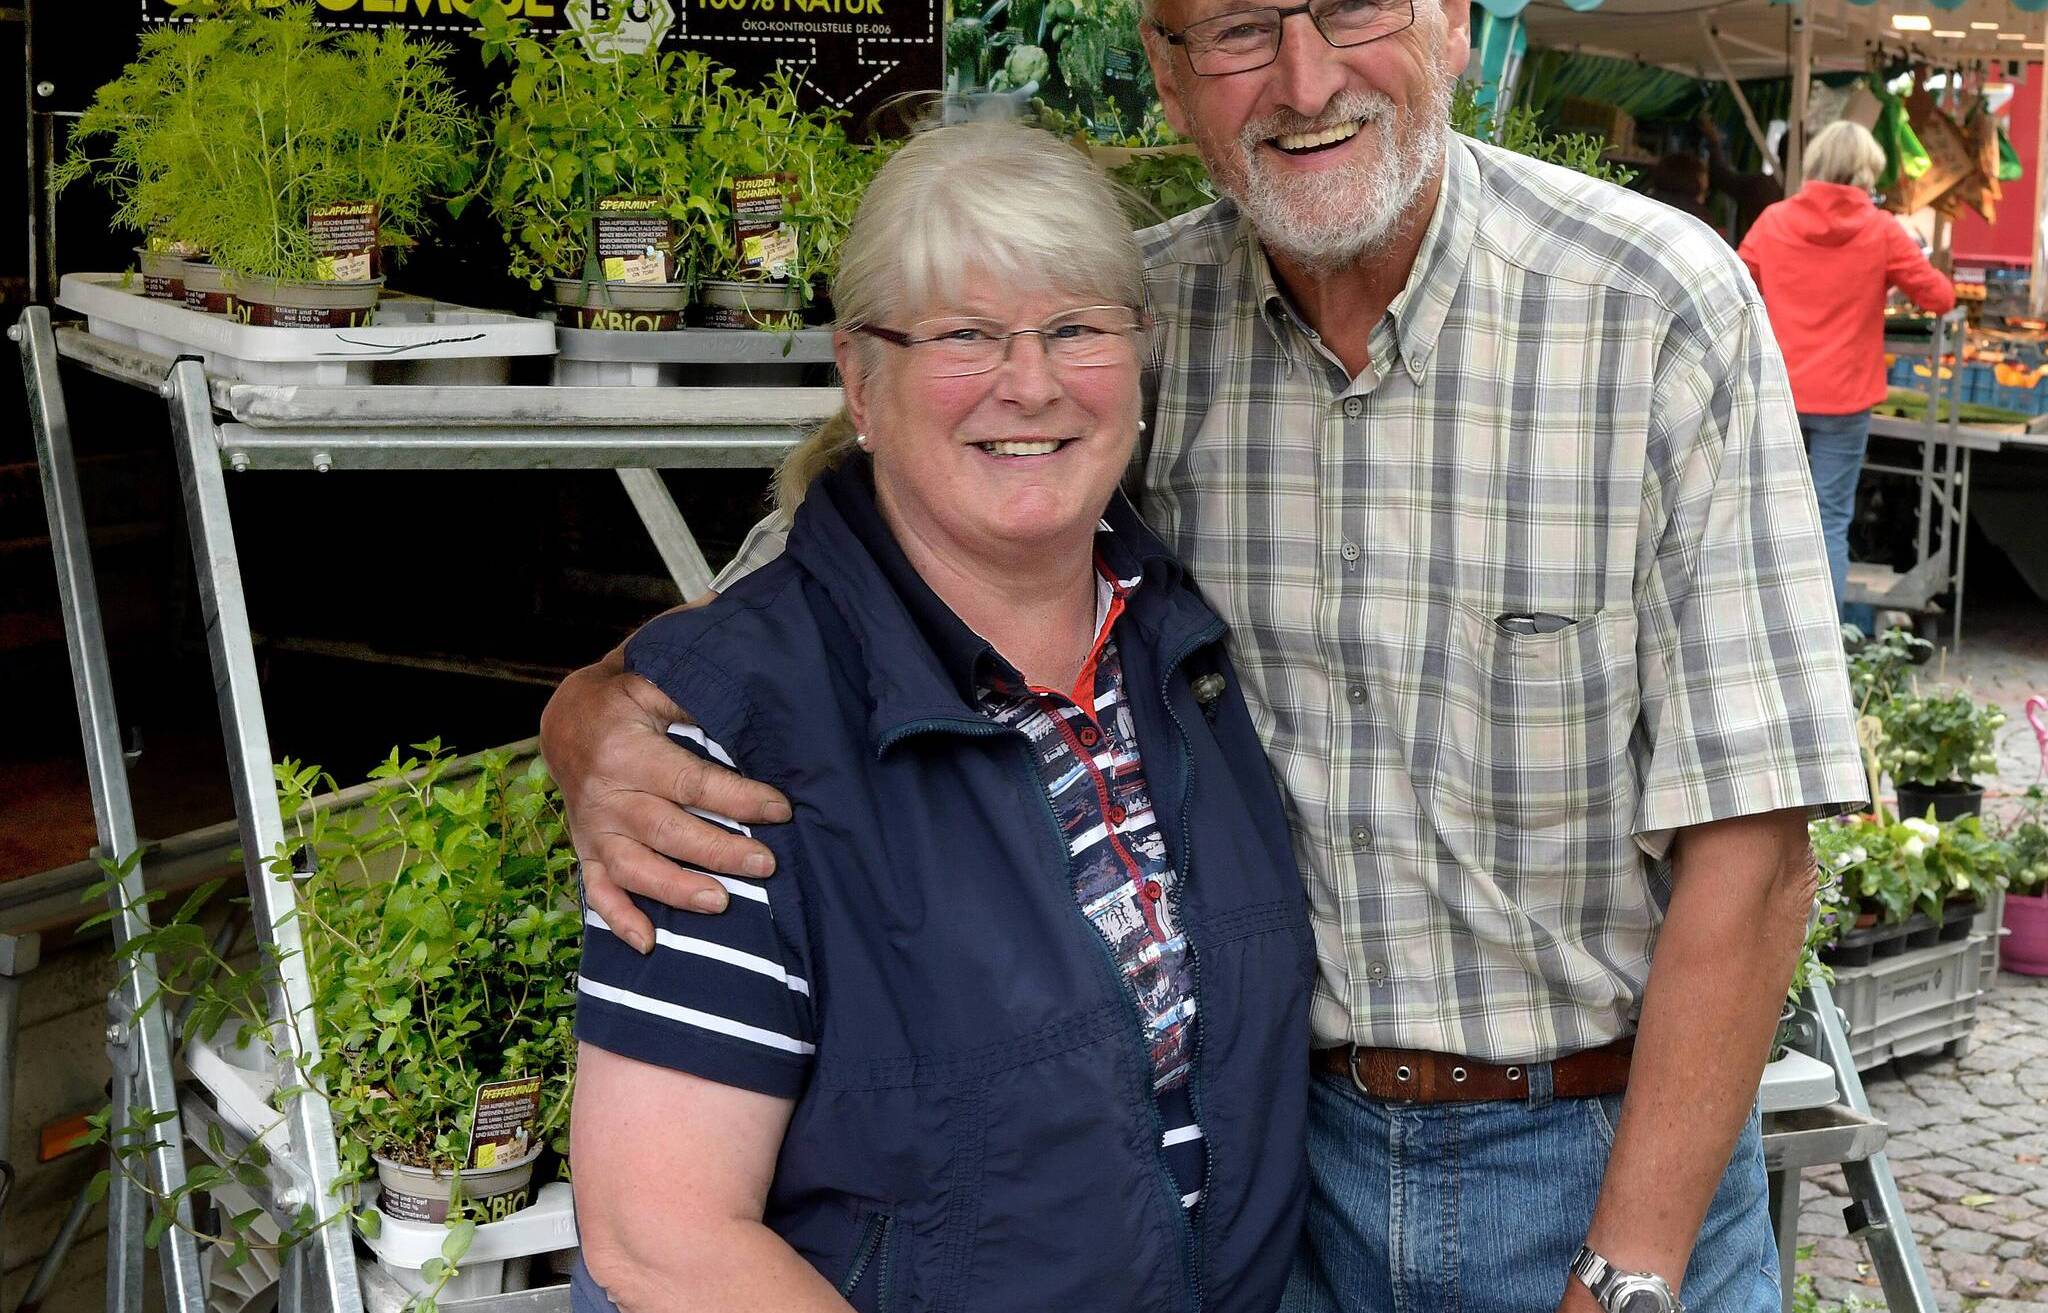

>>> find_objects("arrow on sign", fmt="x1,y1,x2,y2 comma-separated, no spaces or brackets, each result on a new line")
773,41,902,109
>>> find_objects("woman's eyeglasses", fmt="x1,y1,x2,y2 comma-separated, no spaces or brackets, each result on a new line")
854,306,1144,378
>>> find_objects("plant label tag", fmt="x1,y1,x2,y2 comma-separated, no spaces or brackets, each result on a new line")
309,202,380,283
733,174,797,281
747,228,799,280
466,1075,543,1172
595,197,676,285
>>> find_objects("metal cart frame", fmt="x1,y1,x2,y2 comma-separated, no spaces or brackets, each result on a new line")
1861,308,1999,648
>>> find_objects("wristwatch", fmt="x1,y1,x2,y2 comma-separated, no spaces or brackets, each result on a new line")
1570,1246,1686,1313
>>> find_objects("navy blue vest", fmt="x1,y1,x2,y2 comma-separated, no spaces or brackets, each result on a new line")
622,465,1312,1312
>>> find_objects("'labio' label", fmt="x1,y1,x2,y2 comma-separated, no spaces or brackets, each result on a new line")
567,305,682,331
595,197,676,285
309,202,380,282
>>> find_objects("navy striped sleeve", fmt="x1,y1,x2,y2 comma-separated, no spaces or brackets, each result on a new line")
573,723,814,1099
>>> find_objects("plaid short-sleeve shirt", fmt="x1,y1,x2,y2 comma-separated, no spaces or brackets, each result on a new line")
1131,135,1865,1061
717,134,1866,1064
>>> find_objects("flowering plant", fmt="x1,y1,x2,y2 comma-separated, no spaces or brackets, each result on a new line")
1811,812,2007,925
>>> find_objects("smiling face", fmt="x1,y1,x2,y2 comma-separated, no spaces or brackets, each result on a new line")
1143,0,1470,270
834,283,1145,571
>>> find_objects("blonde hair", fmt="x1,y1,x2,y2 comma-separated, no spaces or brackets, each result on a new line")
1805,120,1887,191
773,120,1145,512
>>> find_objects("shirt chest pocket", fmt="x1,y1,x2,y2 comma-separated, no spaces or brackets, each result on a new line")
1414,602,1641,850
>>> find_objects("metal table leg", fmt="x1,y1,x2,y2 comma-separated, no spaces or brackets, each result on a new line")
1768,1166,1800,1313
15,307,207,1313
616,468,714,600
1806,978,1939,1311
0,934,37,1275
162,359,364,1313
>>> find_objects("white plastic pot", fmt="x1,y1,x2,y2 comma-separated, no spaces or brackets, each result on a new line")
374,1144,542,1226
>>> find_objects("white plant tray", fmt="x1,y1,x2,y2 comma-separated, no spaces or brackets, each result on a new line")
1760,1049,1841,1115
186,1026,578,1301
552,322,834,387
58,272,556,386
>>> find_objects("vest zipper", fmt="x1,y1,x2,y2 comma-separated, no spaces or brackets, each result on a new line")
881,634,1225,1312
838,1212,893,1303
1156,618,1225,1313
1018,763,1201,1312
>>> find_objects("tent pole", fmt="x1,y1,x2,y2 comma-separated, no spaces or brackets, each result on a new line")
1703,16,1780,167
2035,21,2048,315
1788,9,1812,189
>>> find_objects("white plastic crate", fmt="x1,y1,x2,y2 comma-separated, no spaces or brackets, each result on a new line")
58,273,556,386
1975,888,2005,988
361,1182,577,1301
1829,932,1988,1071
187,1029,577,1303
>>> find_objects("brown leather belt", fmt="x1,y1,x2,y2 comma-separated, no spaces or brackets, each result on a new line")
1314,1037,1634,1104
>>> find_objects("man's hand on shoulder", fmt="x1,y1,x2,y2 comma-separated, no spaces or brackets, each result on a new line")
540,620,792,951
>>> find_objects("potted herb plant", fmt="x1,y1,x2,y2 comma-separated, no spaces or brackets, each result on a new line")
84,740,579,1309
686,73,892,329
274,742,581,1224
53,15,239,305
58,3,472,324
1875,685,2005,821
476,0,716,331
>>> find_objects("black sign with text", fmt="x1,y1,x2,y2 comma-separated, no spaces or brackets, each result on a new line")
131,0,940,122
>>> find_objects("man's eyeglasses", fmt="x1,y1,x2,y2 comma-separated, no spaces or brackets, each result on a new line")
1152,0,1416,76
852,306,1144,378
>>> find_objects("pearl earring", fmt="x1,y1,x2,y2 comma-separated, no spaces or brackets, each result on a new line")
855,433,871,450
1137,420,1148,433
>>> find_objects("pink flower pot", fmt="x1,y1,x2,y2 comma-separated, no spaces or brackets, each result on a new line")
2002,892,2048,976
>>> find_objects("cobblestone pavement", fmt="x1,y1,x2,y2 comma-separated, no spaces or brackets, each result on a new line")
1796,601,2048,1312
1797,971,2048,1312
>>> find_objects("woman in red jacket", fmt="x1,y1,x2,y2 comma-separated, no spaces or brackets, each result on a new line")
1739,119,1955,631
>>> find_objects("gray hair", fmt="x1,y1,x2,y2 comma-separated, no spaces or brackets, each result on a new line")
774,119,1145,512
1805,119,1887,191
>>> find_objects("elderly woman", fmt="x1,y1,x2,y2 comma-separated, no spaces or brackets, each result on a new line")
569,121,1312,1313
1740,119,1955,629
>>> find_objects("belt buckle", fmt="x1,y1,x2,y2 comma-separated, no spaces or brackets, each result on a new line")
1347,1044,1373,1098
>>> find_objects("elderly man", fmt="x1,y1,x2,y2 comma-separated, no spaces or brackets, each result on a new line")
539,0,1865,1306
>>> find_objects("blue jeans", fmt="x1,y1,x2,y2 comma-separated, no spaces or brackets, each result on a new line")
1279,1067,1780,1313
1799,409,1876,634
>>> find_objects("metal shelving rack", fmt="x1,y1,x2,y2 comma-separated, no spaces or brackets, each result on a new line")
1862,307,1999,647
15,304,835,1313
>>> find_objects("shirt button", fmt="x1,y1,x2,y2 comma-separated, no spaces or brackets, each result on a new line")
1343,398,1363,419
1078,726,1100,748
1108,805,1128,826
1367,961,1389,983
1347,684,1368,707
1350,824,1372,846
1340,541,1361,562
1143,880,1164,901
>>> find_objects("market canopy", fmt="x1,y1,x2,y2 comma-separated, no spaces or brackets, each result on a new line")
1510,0,2048,75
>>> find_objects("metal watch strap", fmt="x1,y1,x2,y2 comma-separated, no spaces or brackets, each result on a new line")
1570,1245,1685,1313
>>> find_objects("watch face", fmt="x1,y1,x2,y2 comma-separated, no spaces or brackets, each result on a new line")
1616,1288,1671,1313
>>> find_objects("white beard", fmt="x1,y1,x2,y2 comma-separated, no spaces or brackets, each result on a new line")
1213,76,1453,272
